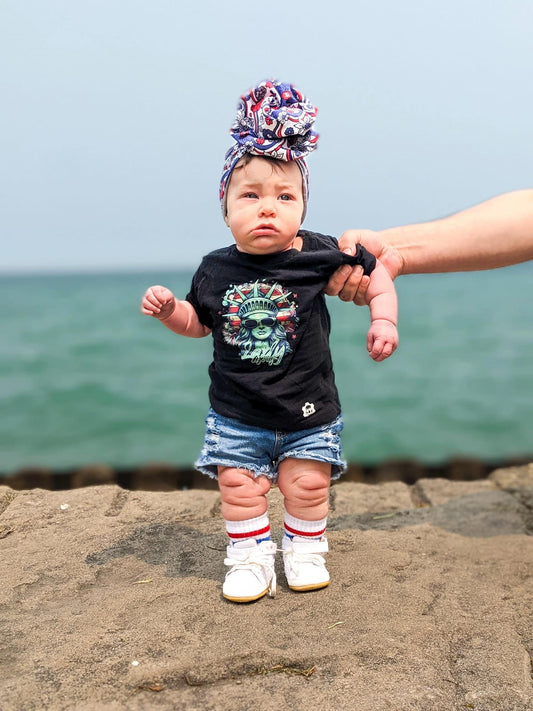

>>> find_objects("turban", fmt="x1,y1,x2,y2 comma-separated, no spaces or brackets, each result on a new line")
220,79,318,220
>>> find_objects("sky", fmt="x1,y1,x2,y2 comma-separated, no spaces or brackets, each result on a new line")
1,0,532,274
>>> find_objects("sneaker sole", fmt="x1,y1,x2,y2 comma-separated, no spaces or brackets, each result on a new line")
223,587,269,603
288,580,330,592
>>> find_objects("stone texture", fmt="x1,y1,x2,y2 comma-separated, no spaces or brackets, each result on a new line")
490,462,533,490
412,477,498,507
0,467,532,710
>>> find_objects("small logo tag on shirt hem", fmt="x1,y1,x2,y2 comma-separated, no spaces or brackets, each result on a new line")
302,402,316,418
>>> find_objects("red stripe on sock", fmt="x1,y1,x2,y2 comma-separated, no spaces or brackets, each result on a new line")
227,525,271,540
284,523,326,538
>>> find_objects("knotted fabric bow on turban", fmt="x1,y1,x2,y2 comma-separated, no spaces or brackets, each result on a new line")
220,79,319,220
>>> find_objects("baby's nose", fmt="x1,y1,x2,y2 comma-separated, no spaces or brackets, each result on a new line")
259,197,277,215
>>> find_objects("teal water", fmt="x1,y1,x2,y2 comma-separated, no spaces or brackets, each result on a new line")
1,265,532,475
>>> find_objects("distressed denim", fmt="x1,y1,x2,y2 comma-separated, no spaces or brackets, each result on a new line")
195,408,346,481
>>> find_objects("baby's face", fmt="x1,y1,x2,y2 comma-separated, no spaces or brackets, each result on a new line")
224,157,304,255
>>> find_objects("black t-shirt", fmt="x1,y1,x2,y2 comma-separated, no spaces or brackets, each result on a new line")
186,230,375,431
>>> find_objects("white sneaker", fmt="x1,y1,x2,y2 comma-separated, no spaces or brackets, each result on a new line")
282,536,330,591
222,539,277,603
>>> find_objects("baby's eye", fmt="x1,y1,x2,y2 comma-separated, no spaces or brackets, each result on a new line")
279,193,294,201
243,191,258,199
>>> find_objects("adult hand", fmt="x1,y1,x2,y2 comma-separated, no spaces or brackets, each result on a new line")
325,229,404,305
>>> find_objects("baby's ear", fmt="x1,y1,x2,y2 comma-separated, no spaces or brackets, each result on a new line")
224,214,230,227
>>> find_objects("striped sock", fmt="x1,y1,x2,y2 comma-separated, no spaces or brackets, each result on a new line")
225,512,271,546
283,512,327,541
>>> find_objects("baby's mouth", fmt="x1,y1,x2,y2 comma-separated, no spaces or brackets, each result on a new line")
253,224,278,234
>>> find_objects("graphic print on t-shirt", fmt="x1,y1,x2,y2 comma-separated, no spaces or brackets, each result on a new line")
221,280,298,366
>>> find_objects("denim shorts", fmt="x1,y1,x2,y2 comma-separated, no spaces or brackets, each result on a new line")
195,408,346,482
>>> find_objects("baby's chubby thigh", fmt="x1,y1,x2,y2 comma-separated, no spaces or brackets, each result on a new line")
277,458,331,520
217,467,272,521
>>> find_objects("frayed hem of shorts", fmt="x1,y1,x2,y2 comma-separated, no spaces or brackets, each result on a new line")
194,460,276,481
276,451,347,480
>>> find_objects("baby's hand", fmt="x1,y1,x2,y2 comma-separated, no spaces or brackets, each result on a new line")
367,319,398,362
141,285,176,320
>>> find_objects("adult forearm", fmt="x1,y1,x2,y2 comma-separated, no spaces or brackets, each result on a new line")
380,189,533,275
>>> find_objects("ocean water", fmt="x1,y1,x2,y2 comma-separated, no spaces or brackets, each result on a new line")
1,264,532,475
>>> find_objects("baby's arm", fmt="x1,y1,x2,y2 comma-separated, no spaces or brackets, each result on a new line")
141,285,211,338
365,262,398,362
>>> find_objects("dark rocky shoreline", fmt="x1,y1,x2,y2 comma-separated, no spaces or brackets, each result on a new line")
2,455,532,491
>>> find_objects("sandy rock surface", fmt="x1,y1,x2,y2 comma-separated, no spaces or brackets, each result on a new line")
0,465,532,710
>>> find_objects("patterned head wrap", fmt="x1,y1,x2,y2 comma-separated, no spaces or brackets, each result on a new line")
220,79,318,220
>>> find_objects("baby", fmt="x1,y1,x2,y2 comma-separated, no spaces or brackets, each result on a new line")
141,80,398,602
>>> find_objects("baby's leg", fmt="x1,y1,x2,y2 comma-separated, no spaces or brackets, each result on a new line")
218,466,271,520
277,458,330,521
218,466,273,544
217,467,276,602
277,458,331,591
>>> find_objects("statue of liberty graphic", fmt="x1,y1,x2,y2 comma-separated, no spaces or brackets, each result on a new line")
221,281,298,366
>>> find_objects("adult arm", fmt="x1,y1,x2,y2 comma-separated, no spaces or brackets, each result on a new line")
326,189,533,302
381,188,533,274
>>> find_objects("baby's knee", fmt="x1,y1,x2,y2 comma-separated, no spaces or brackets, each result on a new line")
278,462,331,506
288,478,329,506
218,467,271,505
